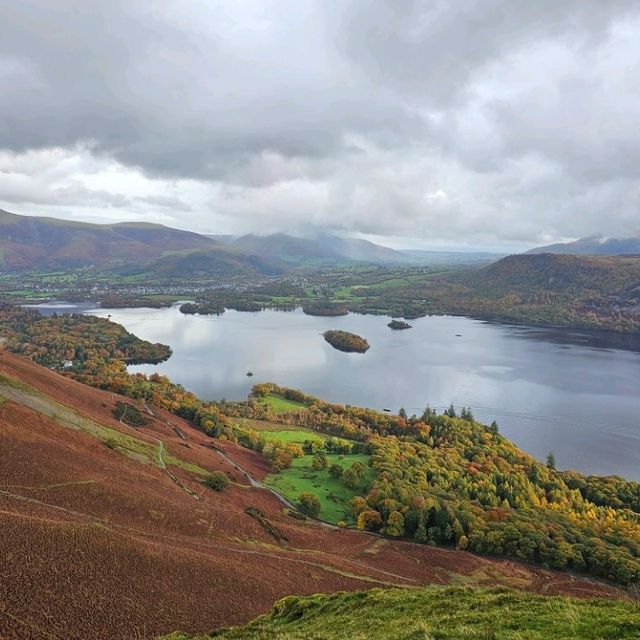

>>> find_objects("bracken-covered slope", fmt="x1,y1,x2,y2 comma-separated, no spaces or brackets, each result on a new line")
0,351,625,640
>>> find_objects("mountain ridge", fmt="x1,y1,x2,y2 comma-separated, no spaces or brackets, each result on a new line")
527,235,640,256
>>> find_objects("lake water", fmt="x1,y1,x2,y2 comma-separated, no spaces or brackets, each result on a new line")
34,303,640,480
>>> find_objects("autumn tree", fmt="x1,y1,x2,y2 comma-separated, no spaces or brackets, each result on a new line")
298,492,321,518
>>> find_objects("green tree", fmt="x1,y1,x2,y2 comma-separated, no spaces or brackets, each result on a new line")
298,492,321,518
343,467,359,489
329,463,343,479
203,471,229,492
312,450,328,471
546,452,557,470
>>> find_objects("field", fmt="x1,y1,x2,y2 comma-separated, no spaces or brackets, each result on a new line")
165,586,640,640
256,393,307,413
264,450,373,523
261,429,323,445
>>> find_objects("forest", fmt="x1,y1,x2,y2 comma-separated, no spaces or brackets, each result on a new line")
0,305,171,369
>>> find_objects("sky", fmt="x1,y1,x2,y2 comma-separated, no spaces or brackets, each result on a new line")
1,1,639,251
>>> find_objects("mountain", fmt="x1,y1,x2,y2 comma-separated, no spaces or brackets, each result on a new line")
477,252,640,291
232,233,408,265
527,235,640,256
114,246,286,281
426,253,640,332
0,209,220,270
0,349,622,639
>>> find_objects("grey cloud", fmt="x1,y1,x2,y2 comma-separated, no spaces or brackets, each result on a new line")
0,1,639,246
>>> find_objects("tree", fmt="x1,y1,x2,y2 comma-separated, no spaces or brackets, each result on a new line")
312,451,328,471
298,492,321,518
384,510,405,537
343,467,359,489
329,463,343,479
546,452,557,470
488,420,499,435
203,471,229,492
272,448,293,472
357,509,383,531
350,461,365,478
445,403,457,418
399,407,407,419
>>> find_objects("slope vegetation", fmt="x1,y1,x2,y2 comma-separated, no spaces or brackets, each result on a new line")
0,209,217,270
164,586,640,640
0,351,624,640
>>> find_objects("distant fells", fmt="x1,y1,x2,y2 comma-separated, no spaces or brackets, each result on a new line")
528,235,640,256
0,210,497,274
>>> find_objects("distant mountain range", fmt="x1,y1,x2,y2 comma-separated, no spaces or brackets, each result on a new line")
527,235,640,256
0,210,502,275
230,233,502,266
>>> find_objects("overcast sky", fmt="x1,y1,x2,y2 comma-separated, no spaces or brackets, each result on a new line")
1,1,639,250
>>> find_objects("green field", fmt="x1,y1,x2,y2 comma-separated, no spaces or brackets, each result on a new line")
257,393,307,414
261,429,323,445
264,452,372,523
164,586,640,640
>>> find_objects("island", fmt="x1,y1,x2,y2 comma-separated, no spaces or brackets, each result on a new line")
387,319,412,330
323,329,370,353
179,302,225,315
303,302,349,317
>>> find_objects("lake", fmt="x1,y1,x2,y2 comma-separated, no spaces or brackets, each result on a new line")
34,303,640,480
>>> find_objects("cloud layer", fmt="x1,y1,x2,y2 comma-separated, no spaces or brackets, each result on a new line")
1,1,639,248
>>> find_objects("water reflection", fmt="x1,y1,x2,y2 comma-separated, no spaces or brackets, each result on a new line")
31,303,640,480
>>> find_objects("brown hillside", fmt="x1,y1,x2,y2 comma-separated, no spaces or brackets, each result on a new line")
0,351,625,640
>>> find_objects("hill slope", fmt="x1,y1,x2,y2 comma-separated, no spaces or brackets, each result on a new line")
165,586,640,640
0,350,623,639
0,209,221,270
232,233,408,265
424,253,640,332
527,235,640,256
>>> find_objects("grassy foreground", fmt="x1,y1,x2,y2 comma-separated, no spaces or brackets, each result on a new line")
162,586,640,640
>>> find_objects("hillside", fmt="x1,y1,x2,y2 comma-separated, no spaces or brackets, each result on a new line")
165,586,640,640
0,349,627,639
113,246,286,281
528,235,640,256
232,233,408,266
0,209,220,270
434,253,640,332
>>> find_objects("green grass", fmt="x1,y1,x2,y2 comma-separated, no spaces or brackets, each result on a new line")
261,429,323,445
257,393,307,414
264,453,372,523
162,586,640,640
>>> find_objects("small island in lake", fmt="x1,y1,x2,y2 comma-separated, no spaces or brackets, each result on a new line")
179,302,225,315
388,319,412,330
303,302,349,317
323,329,370,353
